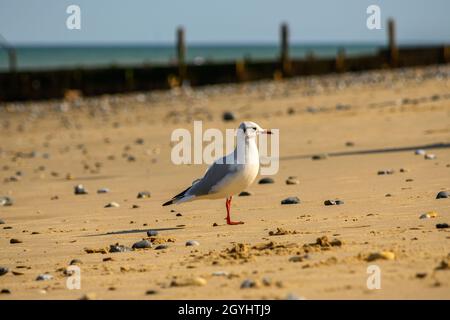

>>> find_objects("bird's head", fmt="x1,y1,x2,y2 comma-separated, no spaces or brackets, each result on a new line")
238,121,272,139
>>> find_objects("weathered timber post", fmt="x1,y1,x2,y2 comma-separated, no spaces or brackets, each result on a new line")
280,22,291,76
335,48,346,73
388,18,399,67
176,26,187,84
235,59,247,82
443,45,450,64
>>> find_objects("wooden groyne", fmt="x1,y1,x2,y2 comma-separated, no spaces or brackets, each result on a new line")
1,19,449,102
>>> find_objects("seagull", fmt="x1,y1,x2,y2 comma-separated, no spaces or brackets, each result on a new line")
163,121,272,225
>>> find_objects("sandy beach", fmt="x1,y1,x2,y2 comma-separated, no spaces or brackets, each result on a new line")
0,64,449,300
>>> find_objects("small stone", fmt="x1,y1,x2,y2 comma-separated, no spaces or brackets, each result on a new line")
366,251,395,261
414,149,426,155
10,238,22,244
345,141,355,147
378,169,394,175
416,272,427,279
436,191,449,199
74,184,88,195
222,111,236,122
212,271,229,276
281,197,300,205
0,267,9,276
0,219,5,224
324,199,344,206
238,191,252,196
289,256,304,262
145,290,157,295
436,223,449,229
185,240,200,247
240,279,260,289
147,230,158,237
104,202,120,208
109,244,132,253
286,177,299,185
424,154,436,160
1,289,11,294
132,204,140,209
176,213,182,217
70,259,82,266
135,138,144,145
258,177,274,184
97,188,110,194
132,240,152,249
419,211,438,219
212,223,219,227
312,154,328,160
36,274,53,281
155,244,168,250
0,196,13,206
80,293,97,300
137,191,151,199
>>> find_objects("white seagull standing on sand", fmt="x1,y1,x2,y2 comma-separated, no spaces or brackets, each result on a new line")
163,121,272,225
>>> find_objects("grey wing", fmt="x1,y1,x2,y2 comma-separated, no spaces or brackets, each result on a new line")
187,159,239,197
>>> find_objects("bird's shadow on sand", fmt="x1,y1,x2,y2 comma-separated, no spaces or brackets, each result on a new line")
84,227,185,237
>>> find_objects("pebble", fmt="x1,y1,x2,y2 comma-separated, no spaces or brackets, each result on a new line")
424,154,436,160
414,149,426,155
147,230,158,237
74,184,88,195
289,256,304,262
258,177,274,184
238,191,252,196
324,199,344,206
377,169,394,175
145,290,158,295
436,223,449,229
176,213,183,217
185,240,200,247
0,218,5,224
109,244,132,253
1,289,11,294
104,202,120,208
97,188,110,194
240,279,260,289
0,267,9,276
212,271,229,276
222,111,236,122
0,196,13,206
436,191,449,199
132,204,140,209
132,240,152,249
36,274,53,281
80,293,97,300
10,238,22,244
419,211,438,219
281,197,300,205
137,191,151,199
366,251,395,261
286,177,299,185
312,154,328,160
154,244,168,250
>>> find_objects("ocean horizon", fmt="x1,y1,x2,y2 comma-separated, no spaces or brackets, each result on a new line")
0,43,386,71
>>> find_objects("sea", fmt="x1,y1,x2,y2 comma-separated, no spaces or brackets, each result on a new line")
0,43,381,71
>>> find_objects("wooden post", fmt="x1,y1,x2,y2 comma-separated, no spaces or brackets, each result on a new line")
176,26,186,84
443,46,450,63
388,18,398,67
335,48,346,73
280,22,291,76
235,59,247,82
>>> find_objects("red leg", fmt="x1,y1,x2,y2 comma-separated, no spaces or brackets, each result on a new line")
225,196,244,225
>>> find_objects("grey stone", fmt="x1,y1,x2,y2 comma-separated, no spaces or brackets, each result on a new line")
281,197,300,205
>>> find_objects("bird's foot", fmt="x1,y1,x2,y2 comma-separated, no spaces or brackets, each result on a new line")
226,220,244,225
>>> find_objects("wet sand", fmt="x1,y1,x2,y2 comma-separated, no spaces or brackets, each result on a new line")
0,65,449,299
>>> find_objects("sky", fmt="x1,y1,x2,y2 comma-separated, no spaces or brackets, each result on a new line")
0,0,449,45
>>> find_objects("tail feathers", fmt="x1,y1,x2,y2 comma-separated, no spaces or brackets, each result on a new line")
162,185,192,206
